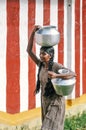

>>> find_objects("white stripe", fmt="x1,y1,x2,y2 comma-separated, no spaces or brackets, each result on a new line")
50,0,58,26
50,0,58,62
67,0,75,99
0,0,6,112
20,0,28,112
66,0,72,70
35,0,43,26
70,0,75,99
64,0,68,100
64,0,75,99
64,0,67,67
80,0,83,96
35,0,43,108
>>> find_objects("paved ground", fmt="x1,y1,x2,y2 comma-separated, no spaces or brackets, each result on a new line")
0,94,86,130
0,103,86,130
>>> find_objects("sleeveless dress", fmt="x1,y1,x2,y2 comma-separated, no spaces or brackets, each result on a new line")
39,62,65,130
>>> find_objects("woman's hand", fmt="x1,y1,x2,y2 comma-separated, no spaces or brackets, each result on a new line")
32,25,41,33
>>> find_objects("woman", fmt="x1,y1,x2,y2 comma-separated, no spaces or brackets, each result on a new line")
27,25,76,130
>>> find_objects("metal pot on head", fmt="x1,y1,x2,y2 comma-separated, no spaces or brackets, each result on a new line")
35,25,60,46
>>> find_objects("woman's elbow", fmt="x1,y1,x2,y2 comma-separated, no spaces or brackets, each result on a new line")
26,47,31,55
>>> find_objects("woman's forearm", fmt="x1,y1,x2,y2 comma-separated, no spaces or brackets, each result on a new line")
27,31,35,54
55,72,76,79
48,71,76,79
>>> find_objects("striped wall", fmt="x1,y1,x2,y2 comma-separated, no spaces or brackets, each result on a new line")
0,0,86,114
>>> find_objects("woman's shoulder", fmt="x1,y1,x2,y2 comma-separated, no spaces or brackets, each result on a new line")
53,62,64,68
52,62,65,73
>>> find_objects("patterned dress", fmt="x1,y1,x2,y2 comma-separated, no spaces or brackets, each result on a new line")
39,62,65,130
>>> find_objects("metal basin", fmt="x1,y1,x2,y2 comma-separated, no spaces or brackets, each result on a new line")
35,25,60,46
51,69,76,96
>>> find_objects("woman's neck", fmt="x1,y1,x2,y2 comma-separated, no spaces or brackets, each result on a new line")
43,62,49,69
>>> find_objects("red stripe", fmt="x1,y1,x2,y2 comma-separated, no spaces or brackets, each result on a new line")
58,0,64,64
43,0,50,25
28,0,36,109
82,0,86,94
6,0,20,114
75,0,80,97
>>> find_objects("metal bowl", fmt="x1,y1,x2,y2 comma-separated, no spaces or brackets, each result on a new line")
35,25,60,46
51,69,76,96
58,69,70,74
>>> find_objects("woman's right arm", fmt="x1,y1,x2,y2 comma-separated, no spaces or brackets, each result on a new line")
27,25,41,65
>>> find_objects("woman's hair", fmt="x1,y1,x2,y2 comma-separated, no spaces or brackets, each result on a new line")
35,46,56,97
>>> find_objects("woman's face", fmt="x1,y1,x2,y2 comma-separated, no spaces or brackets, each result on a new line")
39,50,51,62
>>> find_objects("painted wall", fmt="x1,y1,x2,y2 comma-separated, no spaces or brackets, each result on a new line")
0,0,86,114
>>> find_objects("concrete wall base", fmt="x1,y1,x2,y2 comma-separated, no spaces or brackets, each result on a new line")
0,94,86,130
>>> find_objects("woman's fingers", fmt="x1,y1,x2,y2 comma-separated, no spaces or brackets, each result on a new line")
33,25,42,32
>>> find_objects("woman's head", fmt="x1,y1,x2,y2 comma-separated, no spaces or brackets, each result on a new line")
39,46,54,62
35,46,55,96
